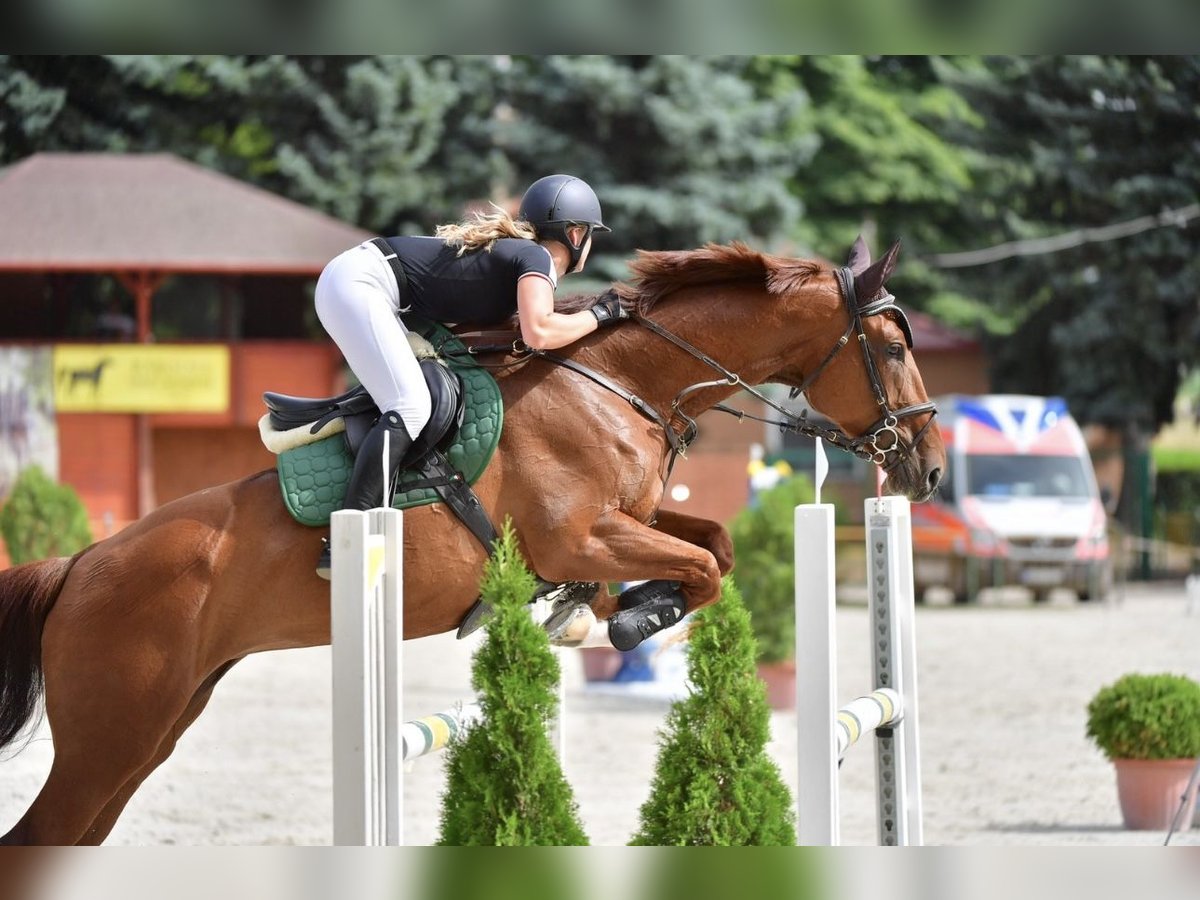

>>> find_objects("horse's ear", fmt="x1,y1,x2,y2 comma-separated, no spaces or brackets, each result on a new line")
853,240,901,301
879,239,901,280
846,234,871,274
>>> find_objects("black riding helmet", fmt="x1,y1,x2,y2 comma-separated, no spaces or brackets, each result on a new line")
518,174,610,274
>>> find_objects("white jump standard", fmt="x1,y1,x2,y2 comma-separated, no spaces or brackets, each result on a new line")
795,496,924,846
331,507,405,846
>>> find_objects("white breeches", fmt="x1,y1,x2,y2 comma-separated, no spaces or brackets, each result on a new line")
314,241,431,439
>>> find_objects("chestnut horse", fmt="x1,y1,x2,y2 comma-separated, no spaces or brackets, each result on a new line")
0,237,944,844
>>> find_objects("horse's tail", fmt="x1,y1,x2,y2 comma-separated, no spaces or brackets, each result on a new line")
0,556,75,751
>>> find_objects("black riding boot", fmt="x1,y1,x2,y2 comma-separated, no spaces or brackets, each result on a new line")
316,411,415,579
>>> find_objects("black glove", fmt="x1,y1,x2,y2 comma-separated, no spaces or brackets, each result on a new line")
590,292,630,327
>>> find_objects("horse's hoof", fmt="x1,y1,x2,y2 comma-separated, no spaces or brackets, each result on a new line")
535,580,601,607
607,591,686,651
542,602,599,646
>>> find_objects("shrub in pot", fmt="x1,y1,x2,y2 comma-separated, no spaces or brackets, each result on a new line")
0,465,93,565
728,474,815,708
1085,672,1200,830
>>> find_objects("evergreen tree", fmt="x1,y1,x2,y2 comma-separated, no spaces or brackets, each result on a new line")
497,56,807,281
437,520,588,846
758,55,978,257
631,578,795,845
929,55,1200,436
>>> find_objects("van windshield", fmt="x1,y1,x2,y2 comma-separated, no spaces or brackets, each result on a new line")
966,455,1091,498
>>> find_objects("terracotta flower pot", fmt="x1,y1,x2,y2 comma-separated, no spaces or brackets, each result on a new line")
579,646,624,682
757,659,796,711
1112,758,1200,830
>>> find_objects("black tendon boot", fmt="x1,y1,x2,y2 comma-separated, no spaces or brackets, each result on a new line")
316,411,415,579
607,580,688,651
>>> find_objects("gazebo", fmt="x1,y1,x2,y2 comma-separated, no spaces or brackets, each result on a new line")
0,153,371,520
0,152,370,339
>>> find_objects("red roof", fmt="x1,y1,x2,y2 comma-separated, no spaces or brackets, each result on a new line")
0,153,371,274
906,309,979,352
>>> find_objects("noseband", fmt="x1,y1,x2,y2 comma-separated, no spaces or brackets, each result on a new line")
517,265,937,483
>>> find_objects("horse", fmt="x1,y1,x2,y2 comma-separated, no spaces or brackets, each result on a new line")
0,235,944,844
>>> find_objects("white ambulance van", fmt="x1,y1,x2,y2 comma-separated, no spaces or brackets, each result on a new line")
911,394,1111,602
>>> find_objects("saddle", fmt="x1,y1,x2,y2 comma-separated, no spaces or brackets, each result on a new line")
261,321,599,640
264,353,464,469
262,323,502,563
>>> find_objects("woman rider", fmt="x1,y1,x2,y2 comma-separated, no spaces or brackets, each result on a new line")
313,174,627,576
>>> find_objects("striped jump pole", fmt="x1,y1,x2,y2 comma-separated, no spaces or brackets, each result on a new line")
836,688,902,759
402,702,483,762
794,495,923,845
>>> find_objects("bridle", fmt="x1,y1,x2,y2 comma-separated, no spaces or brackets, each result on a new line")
795,265,939,470
475,264,937,482
628,265,937,472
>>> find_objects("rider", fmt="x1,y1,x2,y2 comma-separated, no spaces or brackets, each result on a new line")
313,174,628,577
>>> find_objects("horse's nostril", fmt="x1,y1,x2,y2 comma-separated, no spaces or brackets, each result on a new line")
927,467,942,492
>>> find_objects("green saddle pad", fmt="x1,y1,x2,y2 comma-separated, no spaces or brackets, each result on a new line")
276,322,502,527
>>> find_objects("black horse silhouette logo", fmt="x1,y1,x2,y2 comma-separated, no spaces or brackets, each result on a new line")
58,358,113,396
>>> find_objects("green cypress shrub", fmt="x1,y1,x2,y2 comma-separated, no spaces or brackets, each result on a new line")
630,577,796,845
437,521,589,845
0,465,93,565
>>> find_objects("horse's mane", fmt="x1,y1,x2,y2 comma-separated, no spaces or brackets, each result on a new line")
551,242,824,320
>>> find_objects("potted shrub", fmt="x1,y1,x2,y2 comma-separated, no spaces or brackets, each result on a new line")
728,473,815,709
0,464,93,565
1085,672,1200,830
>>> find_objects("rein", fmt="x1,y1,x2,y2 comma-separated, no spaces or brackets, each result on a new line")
448,265,936,486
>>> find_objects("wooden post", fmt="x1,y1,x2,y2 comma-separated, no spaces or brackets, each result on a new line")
116,270,164,517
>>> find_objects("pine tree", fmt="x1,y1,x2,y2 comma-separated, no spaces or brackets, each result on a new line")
630,578,796,845
437,520,588,845
498,56,807,283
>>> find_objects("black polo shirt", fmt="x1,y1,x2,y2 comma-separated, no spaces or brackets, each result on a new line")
382,235,557,326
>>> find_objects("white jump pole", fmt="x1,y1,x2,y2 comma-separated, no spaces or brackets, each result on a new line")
795,499,839,844
331,506,404,846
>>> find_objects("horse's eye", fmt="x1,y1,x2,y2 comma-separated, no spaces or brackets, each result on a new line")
887,342,905,360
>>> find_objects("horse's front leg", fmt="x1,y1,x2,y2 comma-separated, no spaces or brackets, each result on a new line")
522,509,723,650
651,509,735,576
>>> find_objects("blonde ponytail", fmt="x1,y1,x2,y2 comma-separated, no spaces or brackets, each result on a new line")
435,204,538,256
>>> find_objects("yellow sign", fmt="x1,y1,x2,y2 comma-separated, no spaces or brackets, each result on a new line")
53,345,230,413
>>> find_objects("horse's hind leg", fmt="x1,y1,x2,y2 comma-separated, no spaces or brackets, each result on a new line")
3,710,185,845
3,635,202,845
76,660,241,845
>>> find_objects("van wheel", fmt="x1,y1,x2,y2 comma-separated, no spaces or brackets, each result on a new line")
948,558,971,604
